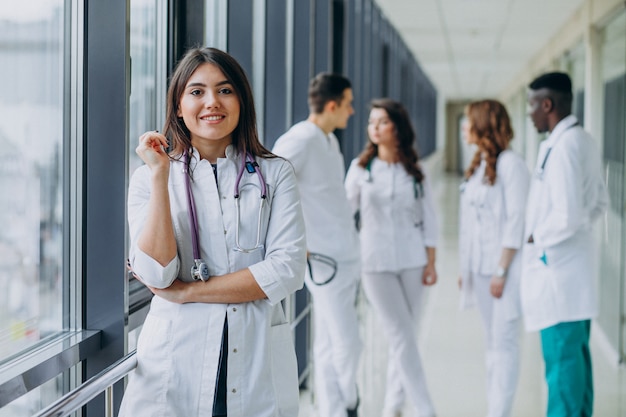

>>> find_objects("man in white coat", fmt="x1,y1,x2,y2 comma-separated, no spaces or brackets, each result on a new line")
272,72,362,417
522,72,609,417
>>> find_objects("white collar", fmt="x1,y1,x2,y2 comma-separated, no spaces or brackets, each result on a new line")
545,115,579,147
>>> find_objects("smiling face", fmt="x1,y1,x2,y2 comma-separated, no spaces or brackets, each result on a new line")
367,107,397,147
177,62,241,149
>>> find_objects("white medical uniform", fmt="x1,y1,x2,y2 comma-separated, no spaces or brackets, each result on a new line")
521,115,608,332
344,158,437,417
273,121,362,417
119,145,307,417
459,150,529,417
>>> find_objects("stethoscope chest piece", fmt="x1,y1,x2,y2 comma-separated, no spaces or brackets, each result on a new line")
191,259,210,281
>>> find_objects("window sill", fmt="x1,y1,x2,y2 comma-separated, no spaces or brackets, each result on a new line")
0,330,101,407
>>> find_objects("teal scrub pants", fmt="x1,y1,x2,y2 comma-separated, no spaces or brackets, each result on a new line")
540,320,593,417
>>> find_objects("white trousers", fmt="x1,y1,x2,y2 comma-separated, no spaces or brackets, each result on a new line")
361,268,436,417
473,273,521,417
306,258,362,417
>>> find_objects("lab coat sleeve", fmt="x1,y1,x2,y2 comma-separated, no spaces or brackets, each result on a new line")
500,154,529,249
421,168,439,247
532,137,585,248
127,165,180,288
272,132,306,178
248,160,307,306
344,159,362,214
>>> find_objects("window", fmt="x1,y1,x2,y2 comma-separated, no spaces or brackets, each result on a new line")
0,0,66,366
127,0,167,343
0,1,71,414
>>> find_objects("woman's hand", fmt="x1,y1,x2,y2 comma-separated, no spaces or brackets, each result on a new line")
490,276,505,298
136,131,170,172
422,263,438,286
148,279,192,304
128,262,191,304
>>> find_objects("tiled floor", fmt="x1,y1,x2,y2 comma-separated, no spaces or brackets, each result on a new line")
299,157,626,417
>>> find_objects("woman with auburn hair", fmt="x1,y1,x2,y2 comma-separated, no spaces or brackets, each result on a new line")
120,47,306,417
459,99,530,417
345,98,438,417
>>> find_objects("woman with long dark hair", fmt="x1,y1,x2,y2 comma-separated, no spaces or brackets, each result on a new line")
459,99,529,417
345,98,438,417
119,47,306,417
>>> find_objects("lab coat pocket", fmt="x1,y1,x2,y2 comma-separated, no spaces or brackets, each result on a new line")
270,322,299,416
135,313,174,404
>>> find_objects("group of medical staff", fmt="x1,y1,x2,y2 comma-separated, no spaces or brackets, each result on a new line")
120,44,608,417
458,72,608,417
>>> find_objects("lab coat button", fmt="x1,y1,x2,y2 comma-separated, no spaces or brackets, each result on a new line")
231,388,237,393
233,348,237,353
224,229,227,234
232,307,237,312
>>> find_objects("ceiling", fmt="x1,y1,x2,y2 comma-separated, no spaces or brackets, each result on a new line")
374,0,587,101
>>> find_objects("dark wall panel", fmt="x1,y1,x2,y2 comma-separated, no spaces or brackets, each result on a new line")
84,0,128,414
264,0,288,147
292,0,314,124
227,0,254,80
337,0,438,167
314,0,332,73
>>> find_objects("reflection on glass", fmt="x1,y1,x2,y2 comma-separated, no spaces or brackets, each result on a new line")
129,0,158,174
127,0,160,311
598,9,626,356
564,42,585,126
0,373,65,417
0,1,65,360
0,1,67,413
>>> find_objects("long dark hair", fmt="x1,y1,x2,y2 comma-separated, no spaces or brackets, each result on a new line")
464,99,513,185
357,98,424,182
163,47,274,160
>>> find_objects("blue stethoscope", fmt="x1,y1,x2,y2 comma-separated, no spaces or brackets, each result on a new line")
184,151,267,281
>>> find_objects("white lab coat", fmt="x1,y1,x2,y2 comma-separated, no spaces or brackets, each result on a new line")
273,121,362,417
521,115,608,332
119,145,307,417
458,150,529,417
344,157,438,272
459,150,529,321
273,121,360,263
345,158,438,416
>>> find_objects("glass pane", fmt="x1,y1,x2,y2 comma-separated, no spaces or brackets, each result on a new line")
129,0,158,174
0,0,65,360
599,9,626,359
0,373,66,417
127,0,160,316
564,42,585,125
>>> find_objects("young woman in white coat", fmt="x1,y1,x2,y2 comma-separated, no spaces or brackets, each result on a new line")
119,47,307,417
345,98,438,417
459,99,529,417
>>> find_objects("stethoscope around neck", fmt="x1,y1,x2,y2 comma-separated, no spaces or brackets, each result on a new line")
364,158,424,199
184,150,267,281
535,120,579,180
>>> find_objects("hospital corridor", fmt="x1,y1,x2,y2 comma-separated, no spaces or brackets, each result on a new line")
1,0,626,416
299,162,626,417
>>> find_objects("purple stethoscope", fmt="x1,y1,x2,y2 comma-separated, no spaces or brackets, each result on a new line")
184,150,267,281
